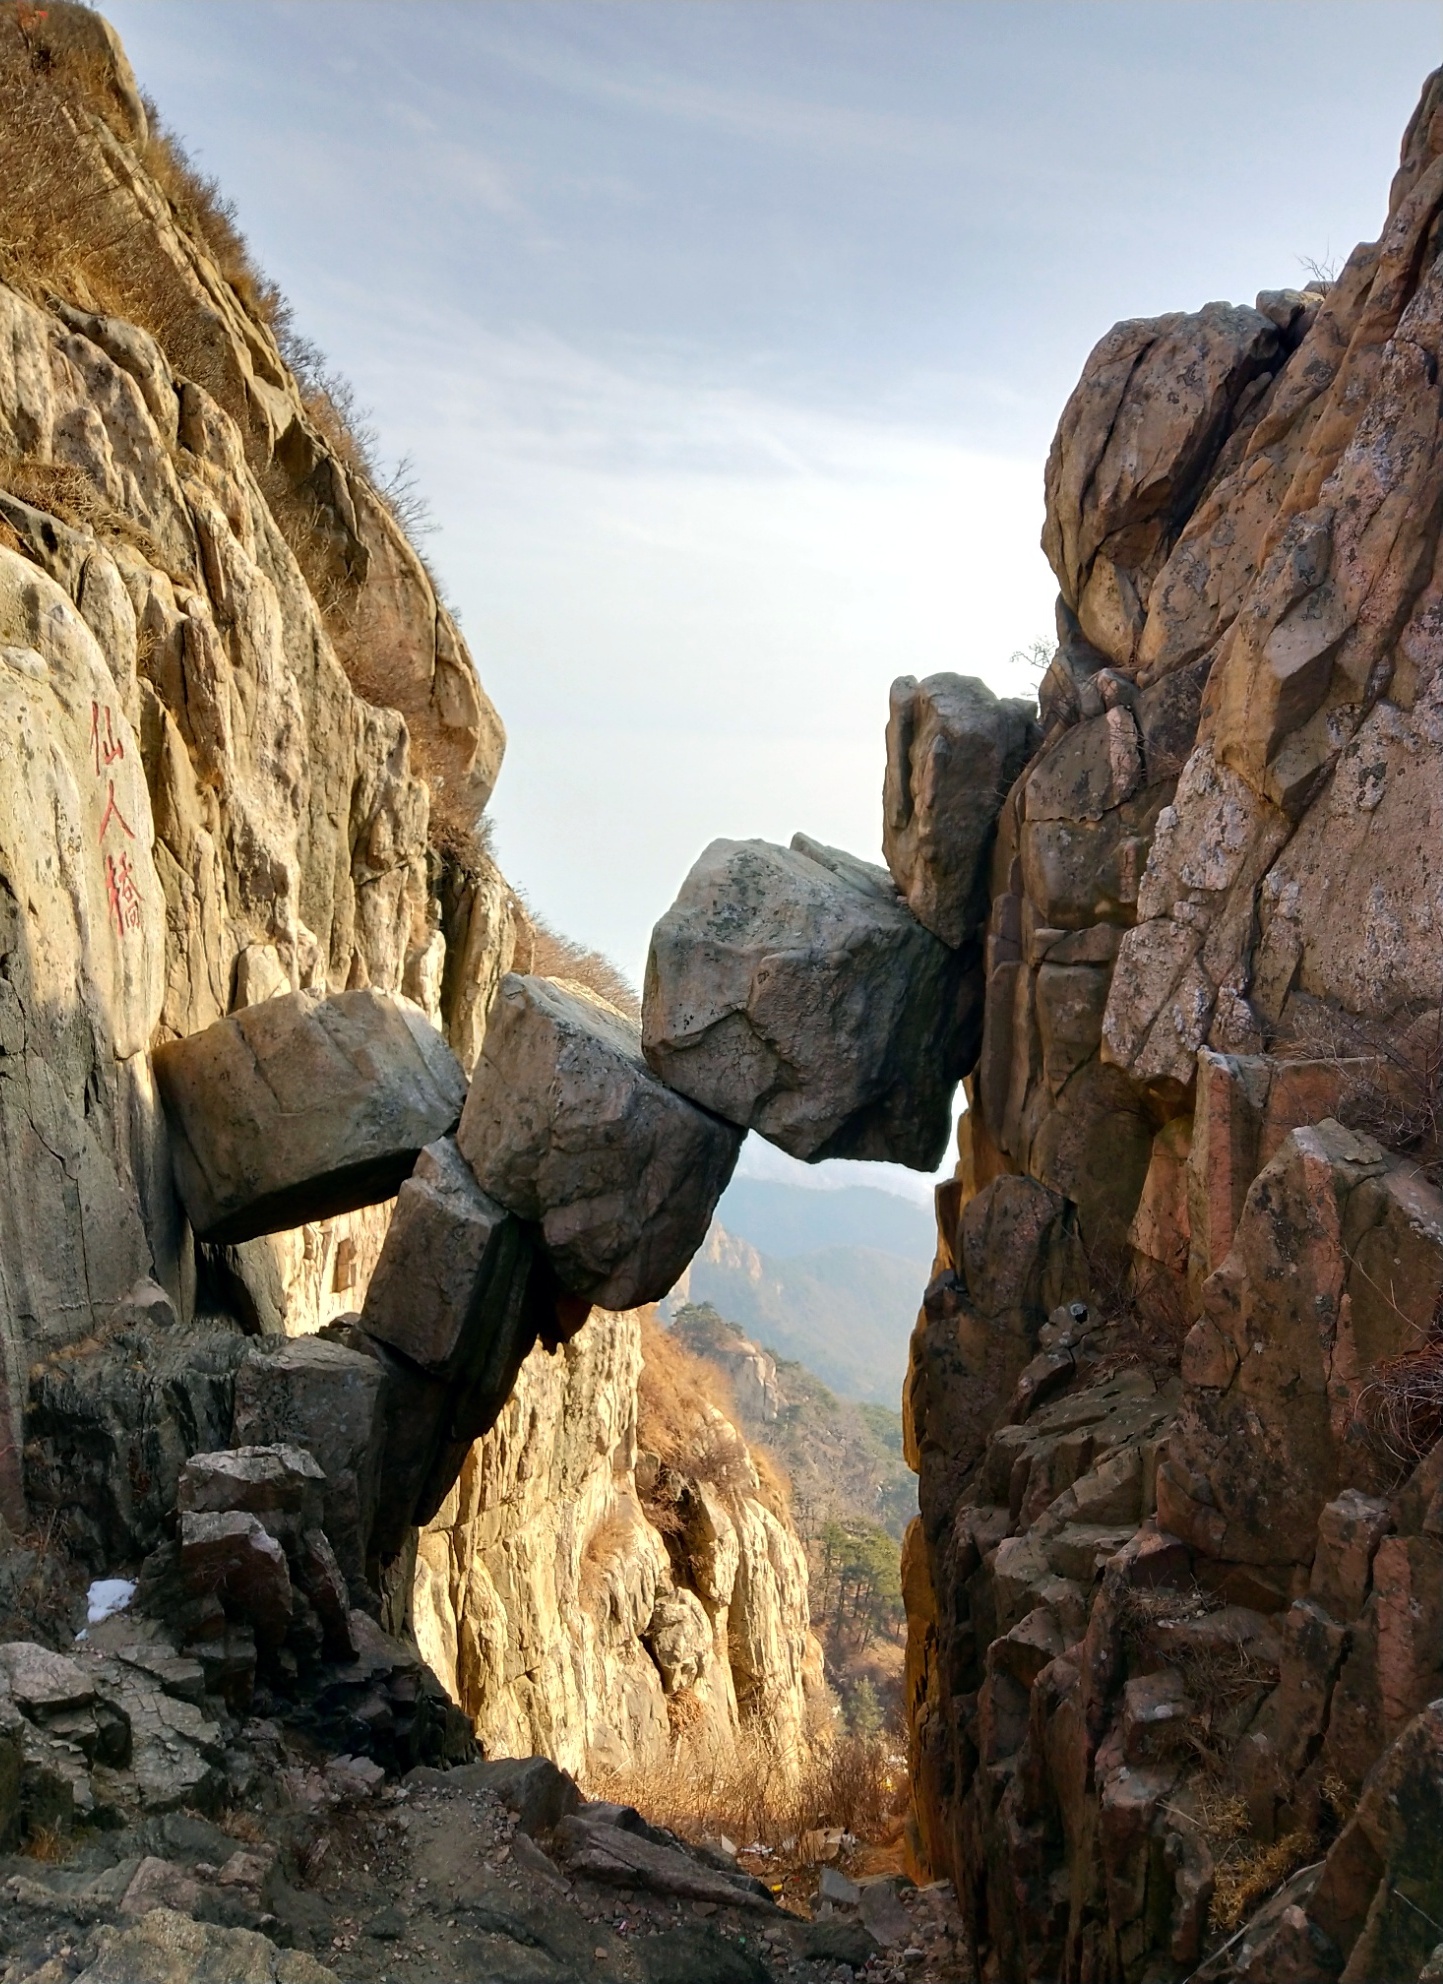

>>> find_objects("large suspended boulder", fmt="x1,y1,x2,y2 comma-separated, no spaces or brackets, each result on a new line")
642,834,978,1169
883,674,1039,948
153,988,466,1244
457,975,741,1309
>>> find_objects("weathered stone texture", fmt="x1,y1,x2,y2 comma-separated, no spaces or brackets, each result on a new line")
883,673,1039,947
902,68,1443,1984
459,973,740,1309
153,989,465,1244
413,1307,823,1782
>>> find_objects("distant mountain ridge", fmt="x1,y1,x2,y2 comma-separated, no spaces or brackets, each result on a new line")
671,1176,936,1406
713,1176,937,1261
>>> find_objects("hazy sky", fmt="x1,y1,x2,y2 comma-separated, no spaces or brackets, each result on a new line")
101,4,1437,1198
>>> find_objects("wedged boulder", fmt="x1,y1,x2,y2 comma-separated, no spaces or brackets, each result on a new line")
361,1138,540,1384
358,1143,554,1548
152,987,466,1244
643,834,978,1168
458,974,740,1308
883,673,1039,947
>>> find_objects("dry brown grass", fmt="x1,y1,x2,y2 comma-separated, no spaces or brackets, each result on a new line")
1360,1335,1443,1469
1210,1827,1316,1933
639,1316,760,1489
19,1823,68,1863
1278,995,1443,1184
586,1725,906,1866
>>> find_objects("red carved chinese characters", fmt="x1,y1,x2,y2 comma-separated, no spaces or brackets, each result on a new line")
105,850,143,934
91,699,126,775
91,701,138,937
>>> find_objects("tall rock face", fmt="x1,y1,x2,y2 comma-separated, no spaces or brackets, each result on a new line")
0,10,821,1813
413,1307,824,1781
903,68,1443,1984
0,2,525,1537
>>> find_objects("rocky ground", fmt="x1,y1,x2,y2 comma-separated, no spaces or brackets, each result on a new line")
0,1692,970,1984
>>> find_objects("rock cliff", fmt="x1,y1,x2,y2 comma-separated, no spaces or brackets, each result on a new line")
901,65,1443,1984
413,1305,823,1783
0,0,819,1831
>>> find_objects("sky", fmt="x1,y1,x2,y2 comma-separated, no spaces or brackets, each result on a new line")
102,1,1438,1199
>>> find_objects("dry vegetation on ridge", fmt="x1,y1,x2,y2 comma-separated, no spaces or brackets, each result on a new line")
0,0,645,1008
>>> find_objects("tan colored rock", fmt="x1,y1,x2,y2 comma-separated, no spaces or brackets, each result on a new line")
1042,303,1280,666
1310,1700,1443,1984
1100,743,1290,1087
1183,1048,1368,1294
459,974,739,1309
1310,1490,1391,1623
74,1906,339,1984
414,1307,820,1782
0,547,171,1518
1210,168,1443,811
882,672,1038,947
1127,1115,1191,1275
644,833,977,1167
154,988,465,1244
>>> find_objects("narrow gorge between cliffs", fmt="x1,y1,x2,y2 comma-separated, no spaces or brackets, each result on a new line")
0,11,1441,1984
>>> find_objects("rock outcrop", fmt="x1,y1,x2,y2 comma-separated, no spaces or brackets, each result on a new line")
0,2,824,1886
412,1306,824,1783
900,63,1443,1984
883,673,1040,948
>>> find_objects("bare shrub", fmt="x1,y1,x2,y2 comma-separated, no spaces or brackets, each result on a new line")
526,917,641,1021
1359,1337,1443,1470
1080,1239,1196,1387
1278,994,1443,1184
638,1315,754,1491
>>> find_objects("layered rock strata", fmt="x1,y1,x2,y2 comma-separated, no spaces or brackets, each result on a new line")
901,65,1443,1984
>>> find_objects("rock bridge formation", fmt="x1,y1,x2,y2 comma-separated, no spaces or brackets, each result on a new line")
3,12,1443,1981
